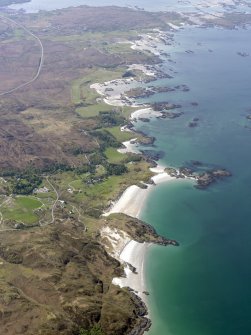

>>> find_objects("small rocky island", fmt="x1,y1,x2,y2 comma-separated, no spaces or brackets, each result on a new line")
165,163,232,189
151,102,182,111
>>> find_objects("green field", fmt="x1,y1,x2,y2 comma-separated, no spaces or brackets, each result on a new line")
105,126,136,142
71,68,126,107
76,103,113,118
1,196,42,225
105,147,126,163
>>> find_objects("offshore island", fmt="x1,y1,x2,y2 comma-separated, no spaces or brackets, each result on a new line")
0,2,247,334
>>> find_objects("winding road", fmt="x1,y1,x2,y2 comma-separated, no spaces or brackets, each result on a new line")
0,13,44,96
45,177,59,225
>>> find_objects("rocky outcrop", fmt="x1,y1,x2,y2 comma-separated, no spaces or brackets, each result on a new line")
151,102,182,111
165,164,232,189
160,111,184,119
106,213,179,247
195,169,232,189
0,219,148,335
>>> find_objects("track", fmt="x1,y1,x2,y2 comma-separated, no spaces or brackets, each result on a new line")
0,13,44,96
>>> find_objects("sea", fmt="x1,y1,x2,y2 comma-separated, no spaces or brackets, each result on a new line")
5,1,251,334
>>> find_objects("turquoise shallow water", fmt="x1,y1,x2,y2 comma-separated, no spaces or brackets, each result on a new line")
138,26,251,335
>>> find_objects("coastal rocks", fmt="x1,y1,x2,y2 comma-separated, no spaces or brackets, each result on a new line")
165,166,180,177
185,50,194,54
127,292,152,335
151,102,182,111
188,117,199,127
106,214,179,247
191,101,199,106
137,135,155,145
101,285,151,335
124,87,155,99
165,164,232,189
165,166,194,179
195,172,215,188
195,169,232,189
174,84,190,91
188,121,198,127
140,149,165,161
211,169,232,178
160,111,184,119
126,262,138,274
237,51,249,57
124,85,178,100
138,117,150,122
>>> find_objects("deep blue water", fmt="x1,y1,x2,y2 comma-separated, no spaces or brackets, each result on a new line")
138,26,251,335
4,1,251,334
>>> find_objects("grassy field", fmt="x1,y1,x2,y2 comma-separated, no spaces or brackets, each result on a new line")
105,147,126,164
105,126,136,142
71,67,126,107
0,155,153,228
50,30,138,44
104,42,133,54
1,196,42,225
76,102,113,118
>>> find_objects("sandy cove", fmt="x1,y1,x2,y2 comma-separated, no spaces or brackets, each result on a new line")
102,167,176,304
103,165,175,218
95,30,178,317
113,241,150,303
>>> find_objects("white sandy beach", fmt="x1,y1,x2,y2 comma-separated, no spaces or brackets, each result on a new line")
103,184,149,219
130,107,162,120
99,226,149,304
103,164,176,217
117,138,140,154
102,166,176,307
112,240,150,303
91,30,179,317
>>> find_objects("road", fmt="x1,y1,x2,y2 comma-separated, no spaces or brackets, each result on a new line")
0,13,44,96
46,177,59,225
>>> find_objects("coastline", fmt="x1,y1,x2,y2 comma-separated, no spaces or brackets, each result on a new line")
100,165,178,335
97,24,234,335
0,2,249,335
102,167,177,318
92,30,183,333
92,27,205,333
112,240,150,304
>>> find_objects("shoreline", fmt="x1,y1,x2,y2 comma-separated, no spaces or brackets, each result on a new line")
103,165,176,219
102,167,177,320
92,30,184,333
112,240,150,304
